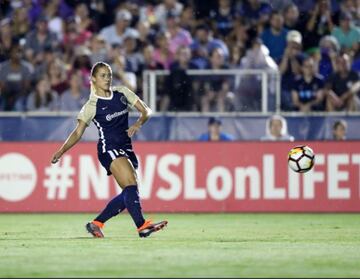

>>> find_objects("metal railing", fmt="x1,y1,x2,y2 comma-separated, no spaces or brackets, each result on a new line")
142,69,281,114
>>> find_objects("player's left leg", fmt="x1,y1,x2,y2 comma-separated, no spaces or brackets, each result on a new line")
110,157,167,237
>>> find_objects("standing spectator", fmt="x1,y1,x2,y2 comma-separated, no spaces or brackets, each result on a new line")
279,30,305,110
99,9,139,46
0,43,32,111
162,46,197,112
59,71,87,111
261,11,288,62
25,75,58,111
331,12,360,54
198,117,234,141
332,120,347,140
325,54,360,111
153,31,175,69
261,115,294,141
291,57,325,112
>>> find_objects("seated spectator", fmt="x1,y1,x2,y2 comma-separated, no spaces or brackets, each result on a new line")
198,117,234,141
59,71,87,111
0,43,32,111
261,11,288,62
74,2,98,33
153,31,175,69
11,6,31,40
190,24,229,62
201,48,233,112
302,0,335,50
166,12,193,55
283,3,300,31
239,0,272,29
161,46,197,112
0,18,13,62
279,30,305,110
325,53,360,111
261,115,294,141
47,58,69,96
111,53,137,92
139,44,164,71
318,35,340,79
332,119,347,140
88,34,108,65
154,0,184,27
331,12,360,54
25,76,58,111
291,57,325,112
209,0,236,39
99,9,139,46
24,15,59,65
123,33,142,74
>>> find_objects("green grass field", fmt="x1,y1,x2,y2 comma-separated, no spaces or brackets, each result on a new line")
1,213,360,278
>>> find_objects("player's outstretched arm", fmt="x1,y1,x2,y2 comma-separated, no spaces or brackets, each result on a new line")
127,100,152,138
51,120,88,164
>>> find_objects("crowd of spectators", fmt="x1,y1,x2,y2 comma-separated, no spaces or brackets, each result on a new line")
0,0,359,113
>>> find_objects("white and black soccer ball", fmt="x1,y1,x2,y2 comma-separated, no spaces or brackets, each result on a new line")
288,145,315,173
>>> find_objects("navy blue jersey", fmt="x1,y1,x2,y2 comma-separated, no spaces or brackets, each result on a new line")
77,86,139,154
293,75,324,103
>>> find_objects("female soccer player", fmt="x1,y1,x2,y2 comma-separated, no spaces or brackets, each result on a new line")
51,62,167,238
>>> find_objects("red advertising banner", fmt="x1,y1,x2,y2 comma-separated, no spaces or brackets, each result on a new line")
0,142,359,212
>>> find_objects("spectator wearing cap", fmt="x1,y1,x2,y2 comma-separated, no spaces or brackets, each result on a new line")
24,14,59,65
123,32,142,74
279,30,305,110
261,11,288,62
198,117,234,141
89,35,108,65
331,12,360,53
99,9,139,46
166,11,193,55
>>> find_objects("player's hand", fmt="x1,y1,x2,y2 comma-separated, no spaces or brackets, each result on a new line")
127,123,141,137
51,151,63,164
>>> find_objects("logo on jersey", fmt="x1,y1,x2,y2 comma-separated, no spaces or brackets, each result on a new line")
106,109,128,121
120,96,128,106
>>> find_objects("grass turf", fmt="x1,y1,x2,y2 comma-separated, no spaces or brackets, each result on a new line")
0,213,360,278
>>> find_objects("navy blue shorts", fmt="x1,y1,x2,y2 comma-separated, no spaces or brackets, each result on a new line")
98,147,139,176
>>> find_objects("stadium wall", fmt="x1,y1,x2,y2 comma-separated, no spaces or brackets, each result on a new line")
1,142,359,212
1,115,360,141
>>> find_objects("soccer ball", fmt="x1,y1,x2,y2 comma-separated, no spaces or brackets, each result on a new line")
288,145,315,173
